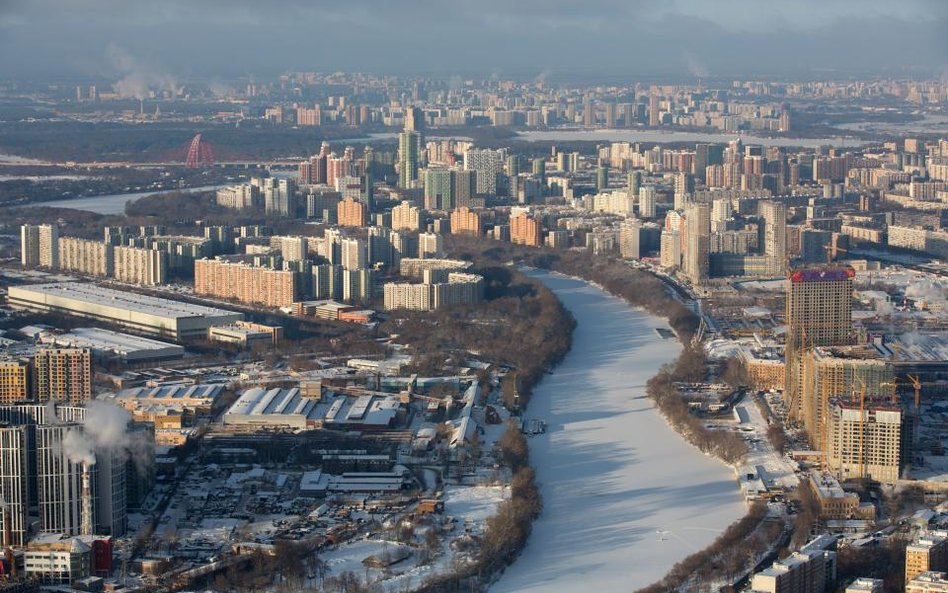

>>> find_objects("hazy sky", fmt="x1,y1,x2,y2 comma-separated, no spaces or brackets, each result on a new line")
1,0,946,81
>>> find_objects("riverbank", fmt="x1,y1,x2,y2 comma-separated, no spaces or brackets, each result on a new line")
488,269,744,593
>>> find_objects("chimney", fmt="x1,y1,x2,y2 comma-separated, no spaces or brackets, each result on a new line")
81,463,94,536
1,505,11,547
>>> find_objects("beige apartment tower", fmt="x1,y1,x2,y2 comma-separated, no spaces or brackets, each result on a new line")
32,348,92,404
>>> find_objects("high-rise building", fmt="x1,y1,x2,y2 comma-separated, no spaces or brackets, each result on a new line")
450,207,483,237
418,233,444,259
639,185,658,218
660,229,682,269
368,226,393,267
0,360,31,404
113,246,167,286
342,268,374,303
392,201,423,231
785,267,855,418
398,130,421,189
340,238,367,271
906,533,948,584
596,165,609,193
826,400,902,483
649,89,661,126
21,224,59,269
510,213,543,247
683,202,710,284
33,348,92,404
464,148,506,195
0,423,30,545
337,196,367,227
759,200,787,274
194,259,299,308
424,168,455,210
604,102,616,128
58,238,113,278
801,345,893,452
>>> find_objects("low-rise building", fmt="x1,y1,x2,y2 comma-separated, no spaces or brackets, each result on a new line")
208,321,283,348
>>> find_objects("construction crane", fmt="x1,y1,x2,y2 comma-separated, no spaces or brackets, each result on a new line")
823,243,849,264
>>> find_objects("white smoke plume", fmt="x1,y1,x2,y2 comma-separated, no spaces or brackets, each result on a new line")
107,44,180,100
62,401,150,471
905,279,947,305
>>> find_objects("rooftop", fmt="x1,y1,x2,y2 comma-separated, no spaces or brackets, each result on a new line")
9,282,239,320
41,327,183,355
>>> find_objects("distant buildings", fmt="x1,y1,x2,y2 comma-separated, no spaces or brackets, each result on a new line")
383,270,484,311
21,223,58,269
450,207,484,236
510,213,543,247
194,258,299,308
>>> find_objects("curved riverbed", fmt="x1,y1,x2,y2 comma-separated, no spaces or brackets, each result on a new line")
490,269,745,592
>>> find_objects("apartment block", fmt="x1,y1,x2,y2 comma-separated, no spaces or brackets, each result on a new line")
0,359,31,403
510,213,543,247
826,400,902,484
907,533,948,584
194,259,299,308
32,348,92,404
113,246,167,286
450,207,483,236
58,237,113,277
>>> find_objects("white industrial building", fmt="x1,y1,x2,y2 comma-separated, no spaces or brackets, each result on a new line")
223,387,402,431
38,327,184,362
7,283,242,341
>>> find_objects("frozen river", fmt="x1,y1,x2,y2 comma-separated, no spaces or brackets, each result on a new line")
490,269,745,593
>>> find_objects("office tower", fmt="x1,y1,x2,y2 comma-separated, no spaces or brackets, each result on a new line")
596,165,609,193
826,399,902,483
33,348,92,404
113,246,167,286
398,130,421,189
649,89,660,126
392,201,423,231
638,185,657,218
464,148,506,195
627,170,643,197
337,196,367,227
759,200,787,274
0,360,31,403
340,238,367,271
0,404,128,539
683,202,710,284
510,214,543,247
906,533,948,584
418,233,444,259
450,207,483,236
785,267,855,418
21,224,59,269
0,424,29,545
424,168,455,210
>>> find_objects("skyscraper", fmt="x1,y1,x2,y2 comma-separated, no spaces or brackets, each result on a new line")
424,168,455,210
649,88,661,126
464,148,505,195
21,224,59,269
683,202,710,284
759,200,787,273
638,185,657,218
785,266,855,418
398,130,421,189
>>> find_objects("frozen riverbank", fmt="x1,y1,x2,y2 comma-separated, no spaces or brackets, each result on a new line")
490,269,745,593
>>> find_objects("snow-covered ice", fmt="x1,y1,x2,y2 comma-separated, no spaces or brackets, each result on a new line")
490,270,746,592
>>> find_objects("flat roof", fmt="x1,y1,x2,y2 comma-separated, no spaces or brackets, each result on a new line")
43,327,184,355
9,283,239,320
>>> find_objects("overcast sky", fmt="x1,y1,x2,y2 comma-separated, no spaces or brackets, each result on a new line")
1,0,946,82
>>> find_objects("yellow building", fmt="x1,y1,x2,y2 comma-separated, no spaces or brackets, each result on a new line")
0,360,31,403
907,533,948,584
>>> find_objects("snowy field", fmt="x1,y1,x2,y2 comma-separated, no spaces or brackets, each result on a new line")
490,270,746,593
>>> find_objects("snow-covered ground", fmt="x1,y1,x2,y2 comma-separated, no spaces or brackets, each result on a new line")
733,395,800,491
490,270,746,593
